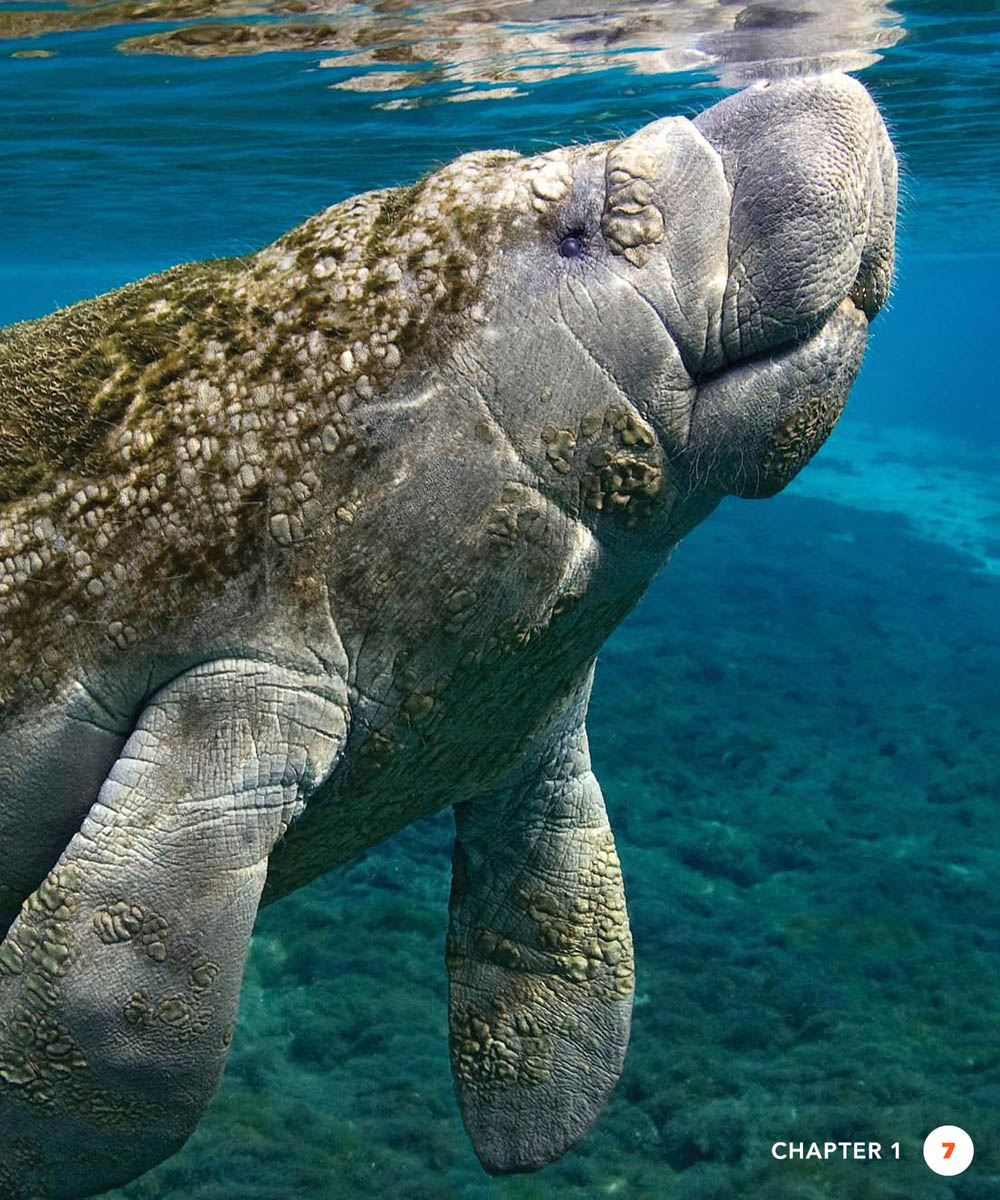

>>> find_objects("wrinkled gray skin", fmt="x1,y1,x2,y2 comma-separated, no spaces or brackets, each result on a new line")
0,74,895,1197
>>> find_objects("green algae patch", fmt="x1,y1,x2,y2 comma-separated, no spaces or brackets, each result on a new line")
781,913,925,955
0,258,242,504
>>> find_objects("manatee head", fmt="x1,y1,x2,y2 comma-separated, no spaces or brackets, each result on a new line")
325,72,895,532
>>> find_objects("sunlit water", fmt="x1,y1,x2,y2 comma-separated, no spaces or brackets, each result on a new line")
1,2,998,1197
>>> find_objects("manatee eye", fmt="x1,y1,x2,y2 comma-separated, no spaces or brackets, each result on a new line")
558,231,585,258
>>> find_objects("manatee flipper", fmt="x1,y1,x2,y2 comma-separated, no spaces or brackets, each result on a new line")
0,659,346,1200
447,682,634,1174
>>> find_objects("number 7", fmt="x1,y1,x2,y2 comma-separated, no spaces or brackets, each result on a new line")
942,1142,956,1159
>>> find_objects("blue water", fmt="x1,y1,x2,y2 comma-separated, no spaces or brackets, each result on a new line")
2,1,998,1197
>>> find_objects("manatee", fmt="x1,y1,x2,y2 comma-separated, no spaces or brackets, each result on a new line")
0,72,896,1198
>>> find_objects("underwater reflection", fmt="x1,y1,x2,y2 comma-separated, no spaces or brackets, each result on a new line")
5,1,903,101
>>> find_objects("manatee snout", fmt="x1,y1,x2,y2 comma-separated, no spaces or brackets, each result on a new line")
695,71,897,360
680,72,897,499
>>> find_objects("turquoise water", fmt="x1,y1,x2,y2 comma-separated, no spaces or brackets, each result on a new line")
2,1,998,1196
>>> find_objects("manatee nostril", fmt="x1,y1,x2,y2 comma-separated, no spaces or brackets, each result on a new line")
558,233,585,258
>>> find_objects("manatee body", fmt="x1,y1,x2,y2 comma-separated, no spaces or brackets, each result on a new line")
0,74,896,1198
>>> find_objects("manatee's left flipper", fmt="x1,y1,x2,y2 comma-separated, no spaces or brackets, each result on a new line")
447,689,634,1174
0,659,346,1200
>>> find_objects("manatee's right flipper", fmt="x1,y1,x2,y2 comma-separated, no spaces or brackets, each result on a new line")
0,659,346,1200
447,687,634,1173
